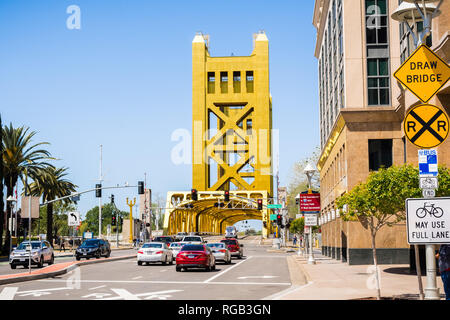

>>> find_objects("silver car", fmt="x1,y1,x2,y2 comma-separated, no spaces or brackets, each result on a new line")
169,242,186,258
137,242,173,266
206,242,231,264
9,240,54,269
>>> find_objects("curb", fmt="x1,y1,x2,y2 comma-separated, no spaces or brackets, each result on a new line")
0,254,136,286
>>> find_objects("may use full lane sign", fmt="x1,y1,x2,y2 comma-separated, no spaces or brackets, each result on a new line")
406,197,450,244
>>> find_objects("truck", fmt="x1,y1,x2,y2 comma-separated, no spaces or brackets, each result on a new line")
225,226,237,238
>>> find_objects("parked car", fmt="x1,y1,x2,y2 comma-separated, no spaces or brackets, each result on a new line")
75,239,111,260
176,244,215,272
181,235,204,244
175,232,188,241
220,238,244,259
169,242,186,258
9,240,54,269
137,242,173,265
206,242,231,264
153,236,175,244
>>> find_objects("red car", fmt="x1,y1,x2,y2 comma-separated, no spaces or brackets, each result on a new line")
220,238,244,259
176,244,216,272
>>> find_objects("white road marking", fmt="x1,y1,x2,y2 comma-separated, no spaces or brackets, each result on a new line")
100,289,182,300
109,288,140,300
262,281,314,300
132,276,143,280
203,256,252,283
37,279,290,286
237,275,279,280
82,292,112,299
0,287,18,300
89,285,107,291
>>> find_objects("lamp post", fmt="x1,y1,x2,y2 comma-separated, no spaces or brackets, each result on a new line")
6,195,17,254
304,163,317,265
391,0,442,301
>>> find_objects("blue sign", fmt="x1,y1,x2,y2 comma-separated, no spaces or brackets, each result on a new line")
418,149,438,177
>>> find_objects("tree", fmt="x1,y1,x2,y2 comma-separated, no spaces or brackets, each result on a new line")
84,203,128,236
29,167,77,246
289,217,305,239
335,164,447,300
33,201,77,239
1,123,53,254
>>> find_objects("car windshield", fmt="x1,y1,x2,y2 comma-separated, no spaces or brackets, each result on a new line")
206,243,224,248
181,245,204,251
183,237,201,242
80,240,100,248
142,243,163,248
170,243,182,247
221,239,237,245
154,237,171,242
17,242,41,250
226,227,235,232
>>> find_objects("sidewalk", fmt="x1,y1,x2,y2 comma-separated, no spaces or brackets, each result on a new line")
280,249,446,300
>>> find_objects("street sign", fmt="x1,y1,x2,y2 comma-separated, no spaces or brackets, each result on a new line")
305,214,318,226
269,214,277,221
300,193,321,212
406,197,450,244
404,104,449,149
68,211,80,226
422,189,436,198
418,149,439,177
419,177,438,189
304,226,310,234
21,196,40,219
83,232,93,239
267,204,282,209
394,44,450,103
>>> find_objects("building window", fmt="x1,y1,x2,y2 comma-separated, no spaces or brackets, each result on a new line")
246,71,254,93
368,139,392,171
365,0,390,106
233,71,241,93
207,72,215,94
220,72,228,94
246,119,252,135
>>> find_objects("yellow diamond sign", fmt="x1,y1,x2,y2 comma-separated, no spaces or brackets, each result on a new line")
404,104,449,149
394,44,450,103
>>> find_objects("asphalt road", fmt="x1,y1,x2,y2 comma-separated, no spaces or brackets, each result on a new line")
0,248,137,276
0,239,296,300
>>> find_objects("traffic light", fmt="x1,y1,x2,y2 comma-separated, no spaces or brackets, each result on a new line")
95,184,102,198
112,216,116,226
118,216,123,226
263,221,267,228
257,199,263,210
138,181,144,195
191,189,198,201
224,190,230,202
277,214,282,225
111,194,114,204
146,222,150,227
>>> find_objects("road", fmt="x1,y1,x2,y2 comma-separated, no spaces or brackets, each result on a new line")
0,238,298,300
0,248,136,276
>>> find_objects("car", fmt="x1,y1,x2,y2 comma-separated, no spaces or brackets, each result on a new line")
152,236,175,244
176,244,215,272
220,238,244,259
181,235,204,244
169,242,186,258
175,232,188,241
206,242,231,264
225,226,237,238
137,242,173,265
9,240,54,269
75,239,111,260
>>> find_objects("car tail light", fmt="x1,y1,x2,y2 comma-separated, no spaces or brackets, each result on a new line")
155,251,163,254
219,249,227,253
138,251,143,254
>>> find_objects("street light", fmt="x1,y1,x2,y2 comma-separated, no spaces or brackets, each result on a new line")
303,162,317,265
391,0,442,301
6,195,17,254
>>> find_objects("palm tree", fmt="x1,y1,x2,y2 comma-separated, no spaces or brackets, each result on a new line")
1,123,53,254
29,167,77,246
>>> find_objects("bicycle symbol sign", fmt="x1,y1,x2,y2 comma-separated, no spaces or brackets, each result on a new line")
406,197,450,244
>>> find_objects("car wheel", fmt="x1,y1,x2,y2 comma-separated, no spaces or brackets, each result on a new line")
176,266,181,272
10,264,16,270
49,254,54,265
138,261,143,266
76,256,81,261
37,256,44,268
162,255,167,265
169,256,174,265
212,263,216,271
96,251,101,259
105,251,111,258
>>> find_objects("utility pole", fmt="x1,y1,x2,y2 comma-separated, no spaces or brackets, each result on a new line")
126,197,136,244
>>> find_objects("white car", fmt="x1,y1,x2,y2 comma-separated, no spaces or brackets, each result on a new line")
181,236,204,244
206,242,231,264
137,242,173,266
169,242,186,258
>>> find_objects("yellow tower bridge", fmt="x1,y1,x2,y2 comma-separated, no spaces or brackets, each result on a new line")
164,31,274,238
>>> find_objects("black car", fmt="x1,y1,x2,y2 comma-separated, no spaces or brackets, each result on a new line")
76,239,111,260
153,236,174,244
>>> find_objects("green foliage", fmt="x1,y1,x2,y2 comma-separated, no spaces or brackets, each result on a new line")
289,217,305,235
84,203,128,236
33,202,77,237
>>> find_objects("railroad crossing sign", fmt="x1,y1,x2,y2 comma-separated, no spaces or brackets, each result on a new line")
394,44,450,103
404,104,449,148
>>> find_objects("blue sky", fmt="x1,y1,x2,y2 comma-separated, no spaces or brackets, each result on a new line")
0,0,319,229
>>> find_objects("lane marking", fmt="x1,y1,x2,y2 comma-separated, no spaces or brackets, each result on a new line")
132,276,143,280
101,289,182,300
89,285,106,291
110,288,140,300
203,256,252,283
262,282,314,300
237,275,279,280
0,287,18,300
37,279,290,286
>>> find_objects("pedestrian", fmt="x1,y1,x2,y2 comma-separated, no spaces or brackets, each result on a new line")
437,244,450,300
61,239,66,252
293,235,297,246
